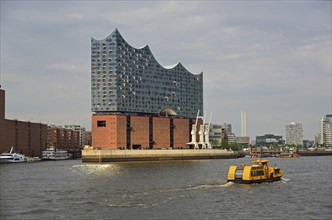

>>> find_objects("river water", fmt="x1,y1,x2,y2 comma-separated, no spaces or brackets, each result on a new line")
0,156,331,220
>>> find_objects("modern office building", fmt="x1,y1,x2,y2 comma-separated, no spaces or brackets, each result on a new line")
0,89,47,157
320,114,332,147
314,133,321,146
209,124,223,145
221,123,236,143
235,136,250,145
256,134,285,147
91,29,204,149
285,122,303,146
303,139,314,148
221,123,232,134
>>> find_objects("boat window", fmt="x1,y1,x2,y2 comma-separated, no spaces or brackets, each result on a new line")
251,170,264,176
275,169,280,174
97,120,107,127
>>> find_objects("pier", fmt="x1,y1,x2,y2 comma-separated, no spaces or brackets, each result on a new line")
82,149,245,163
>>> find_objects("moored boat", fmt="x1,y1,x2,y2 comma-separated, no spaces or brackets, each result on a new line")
276,152,299,158
42,147,70,160
0,147,25,163
227,159,283,184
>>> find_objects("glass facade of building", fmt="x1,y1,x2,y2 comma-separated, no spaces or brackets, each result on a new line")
91,29,203,118
256,134,285,146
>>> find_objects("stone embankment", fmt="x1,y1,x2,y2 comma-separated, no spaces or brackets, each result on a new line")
82,149,245,163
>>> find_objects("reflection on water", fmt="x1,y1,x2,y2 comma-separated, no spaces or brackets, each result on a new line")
72,164,122,176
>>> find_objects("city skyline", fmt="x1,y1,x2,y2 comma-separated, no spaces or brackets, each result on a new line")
1,1,331,140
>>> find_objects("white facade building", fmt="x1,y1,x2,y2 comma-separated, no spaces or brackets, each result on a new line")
285,122,303,145
320,115,332,147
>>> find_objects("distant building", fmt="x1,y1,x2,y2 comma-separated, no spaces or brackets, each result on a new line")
221,123,236,144
303,139,314,148
285,122,303,145
314,133,321,146
221,123,232,134
236,136,250,145
47,125,80,150
256,134,285,147
64,125,86,148
320,114,332,147
209,123,241,146
84,131,92,146
209,124,223,145
0,89,47,157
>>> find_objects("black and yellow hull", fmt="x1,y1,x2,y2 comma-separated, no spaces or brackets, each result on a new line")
228,176,282,184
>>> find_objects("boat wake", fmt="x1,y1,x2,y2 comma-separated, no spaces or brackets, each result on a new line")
186,181,234,190
106,181,233,209
281,177,290,182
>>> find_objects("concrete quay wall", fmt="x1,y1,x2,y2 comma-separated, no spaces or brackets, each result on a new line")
82,149,244,162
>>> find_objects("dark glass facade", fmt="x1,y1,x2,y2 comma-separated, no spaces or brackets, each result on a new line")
91,29,203,118
256,134,285,146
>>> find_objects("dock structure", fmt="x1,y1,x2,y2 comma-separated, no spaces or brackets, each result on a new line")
82,149,245,163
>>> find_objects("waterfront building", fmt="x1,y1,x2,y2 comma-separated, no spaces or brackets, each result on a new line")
256,134,285,147
227,133,236,144
235,136,250,145
209,124,223,146
0,89,47,157
91,29,204,149
303,139,314,148
64,125,86,148
208,123,239,146
47,125,80,150
314,133,321,146
285,122,303,146
320,114,332,147
221,123,232,134
222,123,236,144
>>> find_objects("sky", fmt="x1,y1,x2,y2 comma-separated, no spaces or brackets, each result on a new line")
0,1,331,140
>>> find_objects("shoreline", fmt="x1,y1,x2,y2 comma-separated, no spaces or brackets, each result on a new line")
82,149,245,163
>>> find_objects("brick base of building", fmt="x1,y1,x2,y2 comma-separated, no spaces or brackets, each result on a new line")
92,114,201,150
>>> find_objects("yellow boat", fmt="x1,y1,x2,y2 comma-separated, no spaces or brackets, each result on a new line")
227,159,283,184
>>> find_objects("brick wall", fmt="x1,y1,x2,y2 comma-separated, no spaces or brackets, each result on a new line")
92,114,127,149
0,119,47,157
173,118,190,149
130,116,149,149
153,117,170,149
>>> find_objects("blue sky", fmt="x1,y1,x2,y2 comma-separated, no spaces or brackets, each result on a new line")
1,1,331,140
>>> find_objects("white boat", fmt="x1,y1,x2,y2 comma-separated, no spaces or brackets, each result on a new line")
0,147,26,163
42,147,70,160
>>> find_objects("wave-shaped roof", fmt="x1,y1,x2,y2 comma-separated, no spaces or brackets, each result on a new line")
92,29,201,76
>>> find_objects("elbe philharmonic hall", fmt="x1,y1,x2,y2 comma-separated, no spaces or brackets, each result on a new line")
92,29,204,149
